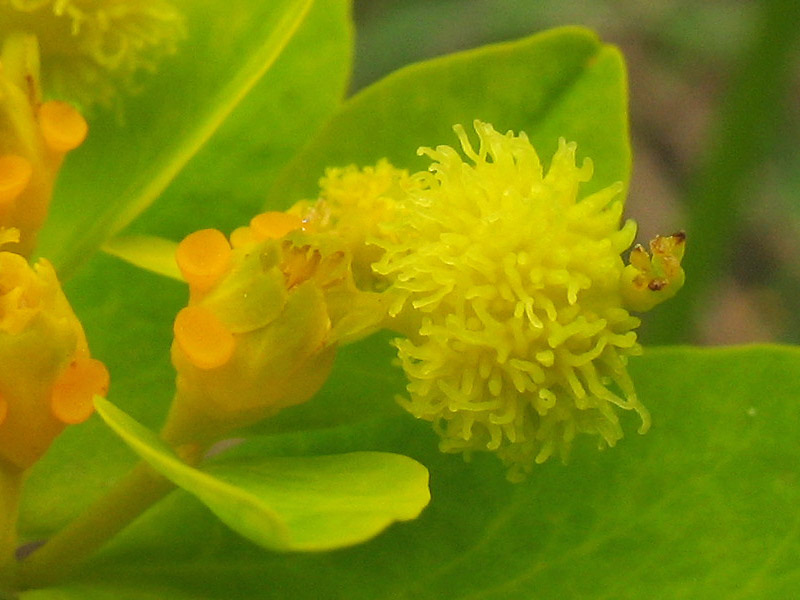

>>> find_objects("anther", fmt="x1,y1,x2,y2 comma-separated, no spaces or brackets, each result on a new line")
176,229,232,291
51,358,110,424
249,212,303,241
0,155,33,206
173,306,235,369
38,101,89,153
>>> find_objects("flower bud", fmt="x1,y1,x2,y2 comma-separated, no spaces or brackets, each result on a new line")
0,239,109,470
163,215,392,446
621,232,686,312
0,34,88,256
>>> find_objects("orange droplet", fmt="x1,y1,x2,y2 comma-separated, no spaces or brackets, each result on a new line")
0,393,7,426
0,155,33,205
51,358,110,425
250,212,303,241
39,101,88,153
176,229,232,291
173,306,235,370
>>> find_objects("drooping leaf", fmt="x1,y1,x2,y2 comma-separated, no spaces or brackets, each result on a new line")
93,397,430,552
267,26,630,210
37,0,314,277
122,0,354,242
21,346,800,599
101,236,181,281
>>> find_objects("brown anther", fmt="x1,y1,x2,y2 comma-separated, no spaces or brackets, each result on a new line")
647,279,667,291
0,155,33,206
38,101,88,153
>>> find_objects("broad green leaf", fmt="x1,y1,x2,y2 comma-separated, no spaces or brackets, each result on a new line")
93,397,430,552
122,0,354,242
266,26,630,210
37,0,314,277
22,345,800,599
101,236,181,281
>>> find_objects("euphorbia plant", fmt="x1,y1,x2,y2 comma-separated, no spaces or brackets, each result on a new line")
0,1,795,599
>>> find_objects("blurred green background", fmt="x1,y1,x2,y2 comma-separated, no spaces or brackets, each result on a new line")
352,0,800,346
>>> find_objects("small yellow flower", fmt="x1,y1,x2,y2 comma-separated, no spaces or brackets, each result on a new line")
289,159,415,291
0,233,109,470
1,35,88,255
162,213,391,447
370,121,684,480
1,0,184,108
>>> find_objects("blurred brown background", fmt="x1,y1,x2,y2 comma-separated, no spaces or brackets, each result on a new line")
352,0,800,346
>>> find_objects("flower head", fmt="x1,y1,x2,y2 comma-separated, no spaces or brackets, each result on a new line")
0,233,109,470
371,121,684,480
162,212,391,446
1,0,184,108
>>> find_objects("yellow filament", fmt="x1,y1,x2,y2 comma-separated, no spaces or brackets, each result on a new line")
0,155,33,205
173,306,235,370
50,357,110,424
38,101,88,152
175,229,232,291
0,393,6,426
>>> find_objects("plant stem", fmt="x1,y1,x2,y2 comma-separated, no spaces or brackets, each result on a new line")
13,461,174,590
0,461,24,588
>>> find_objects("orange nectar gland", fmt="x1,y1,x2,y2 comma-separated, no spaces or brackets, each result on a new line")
38,101,89,153
173,305,235,370
50,357,110,425
176,229,232,292
0,155,33,207
229,212,305,249
250,211,304,241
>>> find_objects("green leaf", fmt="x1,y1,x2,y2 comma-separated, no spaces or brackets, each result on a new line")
23,345,800,599
267,25,630,210
101,236,181,281
37,0,315,277
93,397,430,552
122,0,354,242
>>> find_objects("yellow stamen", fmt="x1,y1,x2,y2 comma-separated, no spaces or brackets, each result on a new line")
173,306,235,370
0,155,33,206
176,229,232,291
50,357,110,425
38,101,88,153
0,393,6,426
250,212,303,241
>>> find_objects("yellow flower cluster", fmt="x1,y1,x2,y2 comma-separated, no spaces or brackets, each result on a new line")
0,35,88,255
306,121,684,480
162,212,391,447
0,231,108,471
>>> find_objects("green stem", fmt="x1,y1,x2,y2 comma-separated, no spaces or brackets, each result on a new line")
0,461,24,588
14,461,174,590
